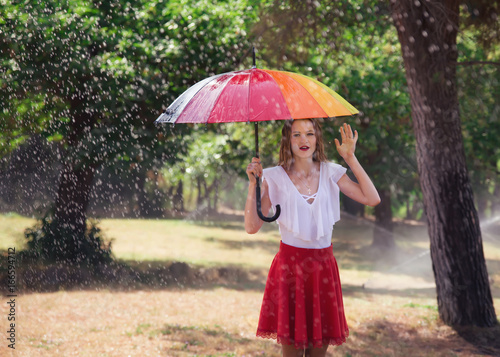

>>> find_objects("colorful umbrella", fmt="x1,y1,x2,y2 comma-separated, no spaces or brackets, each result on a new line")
155,50,358,222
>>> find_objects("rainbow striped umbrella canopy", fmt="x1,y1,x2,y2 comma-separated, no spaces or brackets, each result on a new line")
155,68,358,124
155,62,358,223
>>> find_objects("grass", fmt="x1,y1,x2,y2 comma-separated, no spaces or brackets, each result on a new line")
0,213,499,356
0,212,34,251
98,218,282,269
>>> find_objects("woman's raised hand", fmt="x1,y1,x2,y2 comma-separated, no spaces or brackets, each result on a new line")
335,123,358,159
246,157,263,184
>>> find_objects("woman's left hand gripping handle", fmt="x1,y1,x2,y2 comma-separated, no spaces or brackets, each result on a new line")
246,157,263,183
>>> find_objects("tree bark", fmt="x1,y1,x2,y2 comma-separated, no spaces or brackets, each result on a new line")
390,1,496,326
54,161,96,238
197,177,204,210
372,188,395,248
493,183,500,216
343,196,365,217
50,98,101,261
173,180,184,212
213,178,219,213
136,169,148,217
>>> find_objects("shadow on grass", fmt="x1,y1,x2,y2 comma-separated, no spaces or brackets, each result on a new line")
133,319,499,357
344,319,495,357
0,251,268,295
2,254,438,301
454,324,500,356
3,247,497,306
154,323,281,356
0,246,445,298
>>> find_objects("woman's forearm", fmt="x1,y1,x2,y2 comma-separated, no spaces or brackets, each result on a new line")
244,182,264,234
343,154,381,206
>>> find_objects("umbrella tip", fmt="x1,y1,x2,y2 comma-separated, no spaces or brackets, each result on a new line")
252,46,256,68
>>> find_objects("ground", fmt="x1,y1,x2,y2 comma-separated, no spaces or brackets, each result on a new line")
0,213,499,356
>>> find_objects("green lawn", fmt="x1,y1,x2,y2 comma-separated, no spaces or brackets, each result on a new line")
0,212,35,251
2,212,499,290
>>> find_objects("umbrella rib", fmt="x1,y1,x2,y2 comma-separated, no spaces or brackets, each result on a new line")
178,73,236,124
259,69,293,121
157,73,225,124
247,69,253,122
203,72,238,123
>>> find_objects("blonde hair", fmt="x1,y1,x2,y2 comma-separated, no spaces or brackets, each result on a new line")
278,119,328,171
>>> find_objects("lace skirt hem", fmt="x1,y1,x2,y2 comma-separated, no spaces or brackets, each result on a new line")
256,329,349,349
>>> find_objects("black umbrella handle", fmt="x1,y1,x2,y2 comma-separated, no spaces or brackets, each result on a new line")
253,121,280,222
255,175,281,222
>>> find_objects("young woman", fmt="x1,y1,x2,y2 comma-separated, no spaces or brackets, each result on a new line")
245,119,380,357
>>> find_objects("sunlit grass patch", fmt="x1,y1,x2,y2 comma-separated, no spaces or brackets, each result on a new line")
0,212,34,250
98,218,281,269
403,302,439,311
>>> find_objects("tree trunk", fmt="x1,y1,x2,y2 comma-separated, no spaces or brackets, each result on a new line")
493,183,500,216
136,169,148,217
203,178,210,211
54,161,96,238
174,180,184,212
406,194,422,221
390,1,496,326
477,194,488,220
406,198,411,220
343,196,365,217
197,177,203,209
372,188,395,248
213,178,219,213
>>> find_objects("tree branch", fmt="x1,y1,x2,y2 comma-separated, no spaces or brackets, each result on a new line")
457,61,500,67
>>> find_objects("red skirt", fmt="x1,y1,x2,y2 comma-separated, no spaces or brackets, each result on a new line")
256,241,349,349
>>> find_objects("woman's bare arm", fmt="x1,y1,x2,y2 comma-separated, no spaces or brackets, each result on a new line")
244,157,272,234
335,123,380,207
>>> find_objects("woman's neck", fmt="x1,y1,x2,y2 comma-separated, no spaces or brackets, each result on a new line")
291,158,318,177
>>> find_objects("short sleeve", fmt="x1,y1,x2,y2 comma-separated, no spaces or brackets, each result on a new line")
262,166,285,209
327,162,347,183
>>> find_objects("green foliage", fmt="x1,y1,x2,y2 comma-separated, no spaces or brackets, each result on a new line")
460,1,500,49
24,213,113,265
162,127,251,211
457,29,500,216
254,0,391,67
0,0,259,166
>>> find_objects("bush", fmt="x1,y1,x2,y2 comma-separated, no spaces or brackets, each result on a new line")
24,213,113,266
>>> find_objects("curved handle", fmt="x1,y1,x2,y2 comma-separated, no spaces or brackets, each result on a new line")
255,175,281,223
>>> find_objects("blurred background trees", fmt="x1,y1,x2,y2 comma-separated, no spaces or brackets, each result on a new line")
2,0,498,225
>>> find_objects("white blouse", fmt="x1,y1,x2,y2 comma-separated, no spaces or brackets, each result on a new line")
263,161,347,249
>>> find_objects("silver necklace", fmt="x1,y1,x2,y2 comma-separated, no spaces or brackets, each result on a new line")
293,172,312,194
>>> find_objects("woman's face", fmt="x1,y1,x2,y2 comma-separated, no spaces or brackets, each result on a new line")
290,120,316,160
